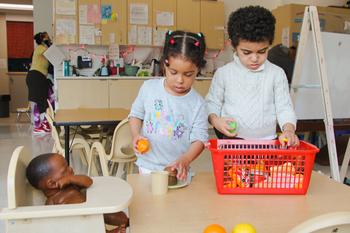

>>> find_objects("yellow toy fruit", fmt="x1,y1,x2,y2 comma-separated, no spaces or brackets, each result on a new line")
203,224,227,233
231,223,256,233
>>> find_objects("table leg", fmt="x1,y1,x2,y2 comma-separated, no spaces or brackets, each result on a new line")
64,125,70,165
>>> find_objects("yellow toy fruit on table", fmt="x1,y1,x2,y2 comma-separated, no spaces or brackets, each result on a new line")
137,139,150,154
231,223,256,233
203,224,227,233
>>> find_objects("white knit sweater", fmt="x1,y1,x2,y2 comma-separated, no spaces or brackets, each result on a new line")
206,54,297,139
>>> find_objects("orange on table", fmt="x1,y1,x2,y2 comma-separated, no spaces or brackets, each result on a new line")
137,139,150,154
203,224,227,233
231,223,256,233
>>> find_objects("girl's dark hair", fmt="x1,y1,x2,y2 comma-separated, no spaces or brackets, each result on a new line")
228,6,276,48
26,153,55,189
33,31,47,45
161,30,206,69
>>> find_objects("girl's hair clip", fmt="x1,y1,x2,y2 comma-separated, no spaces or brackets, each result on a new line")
168,30,173,35
194,41,200,47
197,32,202,37
170,38,175,45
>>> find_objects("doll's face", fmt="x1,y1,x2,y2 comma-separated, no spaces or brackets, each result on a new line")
163,56,198,96
235,40,270,71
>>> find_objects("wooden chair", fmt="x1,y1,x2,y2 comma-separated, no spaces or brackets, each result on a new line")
288,212,350,233
0,146,133,233
45,112,92,171
89,118,136,178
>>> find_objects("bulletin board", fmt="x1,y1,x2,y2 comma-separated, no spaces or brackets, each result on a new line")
293,31,350,120
78,0,102,45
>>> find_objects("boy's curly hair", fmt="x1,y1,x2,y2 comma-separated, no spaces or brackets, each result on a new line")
227,6,276,47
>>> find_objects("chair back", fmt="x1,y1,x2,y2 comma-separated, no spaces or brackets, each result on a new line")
288,211,350,233
7,146,45,209
110,118,135,161
46,113,65,156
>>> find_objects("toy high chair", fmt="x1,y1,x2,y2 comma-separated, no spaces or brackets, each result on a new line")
0,146,133,233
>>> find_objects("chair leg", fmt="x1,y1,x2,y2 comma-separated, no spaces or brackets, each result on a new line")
116,162,126,178
16,113,20,122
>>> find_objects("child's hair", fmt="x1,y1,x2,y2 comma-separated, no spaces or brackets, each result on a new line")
161,30,206,69
26,153,56,189
33,32,48,45
227,6,276,47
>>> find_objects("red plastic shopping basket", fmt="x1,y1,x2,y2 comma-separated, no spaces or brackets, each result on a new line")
208,139,319,195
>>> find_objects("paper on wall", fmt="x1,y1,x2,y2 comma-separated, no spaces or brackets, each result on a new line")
137,26,152,45
56,18,76,36
282,27,290,47
79,5,88,24
153,28,168,46
108,44,119,59
156,11,174,26
56,0,76,15
130,3,148,25
88,4,100,24
43,45,66,67
79,25,95,45
128,25,137,44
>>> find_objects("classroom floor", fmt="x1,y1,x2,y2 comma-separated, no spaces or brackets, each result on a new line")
0,114,346,232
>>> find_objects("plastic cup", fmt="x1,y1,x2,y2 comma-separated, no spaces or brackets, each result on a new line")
151,171,169,195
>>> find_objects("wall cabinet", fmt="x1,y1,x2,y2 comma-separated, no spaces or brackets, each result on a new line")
53,0,224,49
200,1,225,49
57,78,211,109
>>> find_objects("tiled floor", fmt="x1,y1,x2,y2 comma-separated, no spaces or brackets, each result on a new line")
0,114,347,232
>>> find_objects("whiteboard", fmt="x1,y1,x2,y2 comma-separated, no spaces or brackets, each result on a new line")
293,32,350,120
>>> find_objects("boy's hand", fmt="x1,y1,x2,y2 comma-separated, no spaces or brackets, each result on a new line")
167,156,191,181
56,175,74,189
212,116,237,137
279,130,299,147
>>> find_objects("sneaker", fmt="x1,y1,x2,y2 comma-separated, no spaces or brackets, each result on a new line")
33,125,47,134
42,121,51,132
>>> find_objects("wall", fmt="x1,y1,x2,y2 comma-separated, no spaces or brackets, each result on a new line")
33,0,53,35
0,14,9,94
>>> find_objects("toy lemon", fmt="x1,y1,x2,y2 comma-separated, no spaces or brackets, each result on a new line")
231,223,256,233
137,139,150,154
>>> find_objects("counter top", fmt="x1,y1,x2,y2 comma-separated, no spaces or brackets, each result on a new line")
56,76,212,80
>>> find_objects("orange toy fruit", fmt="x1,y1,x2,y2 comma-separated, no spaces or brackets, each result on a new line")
231,223,256,233
203,224,227,233
137,139,150,154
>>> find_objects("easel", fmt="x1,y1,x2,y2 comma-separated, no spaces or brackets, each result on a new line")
291,6,341,182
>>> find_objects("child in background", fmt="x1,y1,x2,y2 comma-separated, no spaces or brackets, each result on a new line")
26,153,129,233
129,31,208,180
206,6,299,146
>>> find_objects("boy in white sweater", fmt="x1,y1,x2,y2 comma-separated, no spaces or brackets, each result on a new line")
206,6,299,146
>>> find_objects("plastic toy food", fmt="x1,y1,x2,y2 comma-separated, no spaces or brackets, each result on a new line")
203,224,227,233
228,121,237,134
137,139,150,154
164,167,178,186
231,223,256,233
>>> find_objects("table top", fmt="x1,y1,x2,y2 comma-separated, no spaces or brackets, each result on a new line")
127,172,350,233
54,108,130,126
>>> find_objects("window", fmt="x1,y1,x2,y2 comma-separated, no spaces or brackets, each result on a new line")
6,21,33,72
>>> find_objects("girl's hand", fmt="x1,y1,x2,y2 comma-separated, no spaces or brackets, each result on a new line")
132,135,148,153
212,116,237,137
167,156,191,181
279,130,300,147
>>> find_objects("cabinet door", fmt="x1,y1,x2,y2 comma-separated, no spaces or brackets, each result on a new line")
109,79,144,109
58,80,109,109
152,0,176,46
193,79,211,98
78,0,101,45
127,0,153,45
200,1,225,49
101,0,127,45
177,0,200,33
